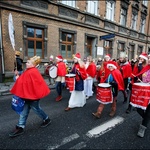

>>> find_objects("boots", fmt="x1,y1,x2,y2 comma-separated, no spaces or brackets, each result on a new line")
137,124,147,138
109,99,116,117
92,104,104,119
126,104,132,114
92,112,101,119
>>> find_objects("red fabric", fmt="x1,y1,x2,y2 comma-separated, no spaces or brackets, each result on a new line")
57,61,67,76
86,62,96,78
111,69,124,91
135,65,150,77
10,67,50,100
100,62,111,83
120,62,132,78
73,63,87,81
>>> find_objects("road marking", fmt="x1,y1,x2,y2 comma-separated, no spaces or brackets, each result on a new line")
86,116,124,138
69,141,86,149
47,133,80,150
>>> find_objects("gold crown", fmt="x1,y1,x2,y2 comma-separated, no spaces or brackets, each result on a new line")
15,51,20,56
30,56,41,66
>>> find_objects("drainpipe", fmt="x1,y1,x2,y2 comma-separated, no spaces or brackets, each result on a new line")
0,9,5,82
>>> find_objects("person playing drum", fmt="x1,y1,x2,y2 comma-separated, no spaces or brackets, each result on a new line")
131,56,150,138
65,52,87,111
92,60,124,118
84,55,96,99
55,55,67,102
126,53,148,113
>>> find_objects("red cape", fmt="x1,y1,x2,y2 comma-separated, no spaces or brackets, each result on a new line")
57,61,67,76
86,62,96,78
135,65,150,77
104,69,124,91
10,67,50,100
120,62,132,78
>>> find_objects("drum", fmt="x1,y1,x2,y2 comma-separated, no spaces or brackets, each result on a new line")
96,83,113,104
65,74,76,92
44,65,51,76
49,65,58,79
130,83,150,110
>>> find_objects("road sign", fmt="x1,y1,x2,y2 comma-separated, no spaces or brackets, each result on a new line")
100,34,115,40
8,13,15,50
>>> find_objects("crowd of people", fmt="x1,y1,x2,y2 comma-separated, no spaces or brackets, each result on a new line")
11,51,150,139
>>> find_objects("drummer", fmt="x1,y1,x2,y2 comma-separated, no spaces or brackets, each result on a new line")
132,56,150,138
65,52,87,111
126,53,148,113
55,55,67,102
92,60,124,118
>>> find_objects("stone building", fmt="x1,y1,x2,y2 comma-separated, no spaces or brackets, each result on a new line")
0,0,150,78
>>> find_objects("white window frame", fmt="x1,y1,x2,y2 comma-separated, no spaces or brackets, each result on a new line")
131,14,137,30
87,1,98,15
140,18,146,33
120,8,127,26
106,1,115,21
142,0,148,6
61,0,75,7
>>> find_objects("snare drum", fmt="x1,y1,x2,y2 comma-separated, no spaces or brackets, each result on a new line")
96,83,113,104
130,82,150,110
49,65,58,79
65,74,76,92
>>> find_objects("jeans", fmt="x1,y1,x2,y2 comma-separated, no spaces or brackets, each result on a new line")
17,100,48,128
55,81,62,96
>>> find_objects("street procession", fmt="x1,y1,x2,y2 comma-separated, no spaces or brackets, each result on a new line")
0,0,150,149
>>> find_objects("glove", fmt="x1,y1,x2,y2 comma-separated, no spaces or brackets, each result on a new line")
133,76,138,82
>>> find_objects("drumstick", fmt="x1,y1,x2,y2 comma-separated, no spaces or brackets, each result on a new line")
131,73,143,83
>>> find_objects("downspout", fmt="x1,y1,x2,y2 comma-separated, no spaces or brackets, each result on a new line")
0,9,5,76
146,8,150,52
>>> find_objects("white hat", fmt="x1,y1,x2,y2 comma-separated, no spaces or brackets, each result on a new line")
120,52,126,58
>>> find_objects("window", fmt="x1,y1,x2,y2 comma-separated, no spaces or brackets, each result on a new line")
26,28,44,58
137,46,143,56
120,8,127,26
60,32,75,59
131,14,137,30
23,22,47,59
106,1,115,21
104,40,113,56
61,0,75,7
118,42,125,57
87,1,98,15
128,44,134,60
140,18,146,33
142,0,148,6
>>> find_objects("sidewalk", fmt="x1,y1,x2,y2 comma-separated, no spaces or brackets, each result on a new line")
0,78,55,96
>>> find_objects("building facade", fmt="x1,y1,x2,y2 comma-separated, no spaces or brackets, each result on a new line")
0,0,150,78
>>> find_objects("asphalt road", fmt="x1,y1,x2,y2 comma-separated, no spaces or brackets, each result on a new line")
0,87,150,149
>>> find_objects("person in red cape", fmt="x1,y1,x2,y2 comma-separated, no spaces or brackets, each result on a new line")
92,60,124,118
126,52,148,114
9,56,51,138
84,55,96,99
65,52,87,111
97,54,111,83
117,52,132,103
131,57,150,138
55,55,67,101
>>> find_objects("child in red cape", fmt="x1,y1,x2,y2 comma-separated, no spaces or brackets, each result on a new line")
92,60,124,118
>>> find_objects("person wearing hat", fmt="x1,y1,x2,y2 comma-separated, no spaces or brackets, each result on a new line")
129,56,150,138
117,52,132,103
65,52,87,111
9,56,51,137
92,60,124,118
13,51,23,81
84,55,96,99
126,52,148,114
55,55,67,101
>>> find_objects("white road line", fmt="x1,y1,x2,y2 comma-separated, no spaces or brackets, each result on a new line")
47,133,80,150
69,142,86,149
86,116,124,138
